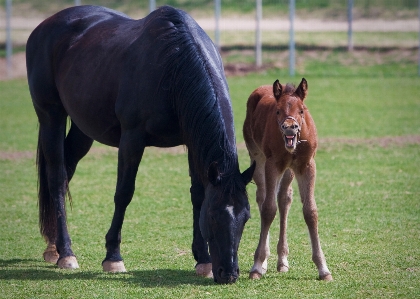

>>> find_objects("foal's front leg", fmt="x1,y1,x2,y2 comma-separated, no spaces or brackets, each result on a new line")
102,131,145,272
296,159,332,281
276,168,294,273
250,160,279,279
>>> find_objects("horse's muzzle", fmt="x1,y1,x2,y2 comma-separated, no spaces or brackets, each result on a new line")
215,266,239,284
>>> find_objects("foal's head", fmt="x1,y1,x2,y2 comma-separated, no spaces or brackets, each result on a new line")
274,78,308,153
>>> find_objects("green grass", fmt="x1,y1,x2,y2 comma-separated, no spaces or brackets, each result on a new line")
0,68,419,298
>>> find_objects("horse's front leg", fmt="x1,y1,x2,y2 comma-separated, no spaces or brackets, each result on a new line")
102,131,145,272
188,153,212,278
276,168,294,273
250,159,279,279
295,159,333,281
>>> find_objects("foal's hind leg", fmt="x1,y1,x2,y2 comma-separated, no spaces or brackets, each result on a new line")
276,168,294,273
250,158,279,279
295,159,332,281
42,120,93,264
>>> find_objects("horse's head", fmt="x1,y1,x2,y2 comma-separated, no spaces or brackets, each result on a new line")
200,161,255,284
274,78,308,153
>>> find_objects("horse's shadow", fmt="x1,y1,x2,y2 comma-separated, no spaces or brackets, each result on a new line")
0,259,214,287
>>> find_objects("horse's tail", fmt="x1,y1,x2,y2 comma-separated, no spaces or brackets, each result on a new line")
36,128,57,242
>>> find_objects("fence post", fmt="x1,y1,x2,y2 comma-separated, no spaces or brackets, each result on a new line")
6,0,12,78
214,0,221,49
255,0,262,67
418,0,420,76
149,0,156,13
289,0,295,76
347,0,354,51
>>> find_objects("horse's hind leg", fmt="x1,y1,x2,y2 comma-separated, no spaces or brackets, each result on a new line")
43,120,93,263
250,157,279,279
276,168,294,273
295,159,332,281
64,120,94,181
37,111,79,269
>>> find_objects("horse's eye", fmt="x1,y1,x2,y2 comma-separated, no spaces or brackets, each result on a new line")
300,110,304,114
276,110,279,115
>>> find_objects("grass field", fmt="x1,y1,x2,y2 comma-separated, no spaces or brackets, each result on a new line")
0,68,419,298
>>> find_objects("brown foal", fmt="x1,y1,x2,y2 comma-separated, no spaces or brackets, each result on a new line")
243,78,332,281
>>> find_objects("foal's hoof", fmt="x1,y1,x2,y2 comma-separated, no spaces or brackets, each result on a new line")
195,263,213,278
249,271,262,280
102,261,127,273
43,244,59,264
319,273,333,281
57,256,79,269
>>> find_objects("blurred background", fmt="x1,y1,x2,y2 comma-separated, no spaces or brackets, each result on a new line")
0,0,419,79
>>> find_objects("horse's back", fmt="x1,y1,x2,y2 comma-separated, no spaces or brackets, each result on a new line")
27,6,180,146
26,5,131,79
244,85,277,150
27,5,228,148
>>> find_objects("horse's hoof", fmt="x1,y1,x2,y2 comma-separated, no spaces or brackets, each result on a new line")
195,263,213,278
102,260,126,273
249,271,262,280
43,244,59,264
57,256,79,269
277,264,289,273
320,273,333,281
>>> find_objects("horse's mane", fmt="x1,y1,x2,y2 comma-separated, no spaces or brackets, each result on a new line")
154,7,239,183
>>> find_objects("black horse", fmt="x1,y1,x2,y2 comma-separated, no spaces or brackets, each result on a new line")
26,5,255,284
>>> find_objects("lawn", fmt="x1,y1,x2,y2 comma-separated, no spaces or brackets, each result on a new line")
0,70,419,298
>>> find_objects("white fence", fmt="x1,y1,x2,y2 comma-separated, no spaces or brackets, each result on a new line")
1,0,419,78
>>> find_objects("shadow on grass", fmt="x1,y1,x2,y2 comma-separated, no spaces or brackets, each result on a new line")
0,258,215,287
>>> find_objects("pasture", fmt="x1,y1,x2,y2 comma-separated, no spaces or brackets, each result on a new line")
0,72,419,297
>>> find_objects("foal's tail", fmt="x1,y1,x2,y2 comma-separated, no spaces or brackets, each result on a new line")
36,127,71,242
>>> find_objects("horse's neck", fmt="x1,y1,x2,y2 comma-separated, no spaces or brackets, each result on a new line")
184,102,238,178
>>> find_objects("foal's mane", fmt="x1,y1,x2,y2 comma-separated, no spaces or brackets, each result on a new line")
154,7,239,183
283,83,296,95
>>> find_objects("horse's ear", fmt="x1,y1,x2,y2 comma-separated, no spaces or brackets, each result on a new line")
273,79,282,100
208,161,222,186
241,161,256,185
295,78,308,101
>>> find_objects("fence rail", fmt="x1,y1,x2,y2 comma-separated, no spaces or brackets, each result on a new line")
1,0,419,79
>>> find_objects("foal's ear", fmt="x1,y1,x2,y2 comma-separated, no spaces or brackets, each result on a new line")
241,161,256,185
208,161,222,186
273,79,282,100
295,78,308,101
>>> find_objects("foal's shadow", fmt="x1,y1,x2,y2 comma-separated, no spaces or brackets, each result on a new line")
0,258,214,287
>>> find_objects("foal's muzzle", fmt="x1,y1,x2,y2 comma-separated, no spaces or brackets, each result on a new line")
279,117,301,152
